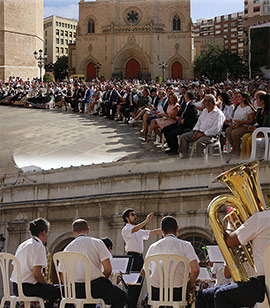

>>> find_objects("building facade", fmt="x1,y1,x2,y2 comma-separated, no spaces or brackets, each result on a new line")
193,12,245,58
44,15,78,65
244,0,270,17
0,0,44,82
69,0,193,80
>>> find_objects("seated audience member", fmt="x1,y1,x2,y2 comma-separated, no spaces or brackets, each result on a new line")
142,216,200,303
105,85,121,120
129,88,152,124
179,94,225,158
142,90,166,134
61,219,127,308
89,86,102,115
240,93,270,159
145,93,180,142
162,90,198,154
225,92,255,158
194,88,205,114
80,84,92,113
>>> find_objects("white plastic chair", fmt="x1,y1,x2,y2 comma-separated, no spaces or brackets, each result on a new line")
144,254,193,308
250,127,270,161
53,251,105,308
0,252,45,308
188,138,223,163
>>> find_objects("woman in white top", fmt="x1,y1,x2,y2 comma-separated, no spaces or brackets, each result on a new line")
194,88,205,115
225,92,255,156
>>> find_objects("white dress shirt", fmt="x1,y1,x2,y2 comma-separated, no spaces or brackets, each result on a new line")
61,235,111,282
235,211,270,277
10,237,47,284
144,235,199,288
193,106,225,136
122,224,150,254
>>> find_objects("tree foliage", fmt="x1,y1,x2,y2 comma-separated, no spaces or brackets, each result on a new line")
43,72,55,82
53,56,68,80
194,44,247,80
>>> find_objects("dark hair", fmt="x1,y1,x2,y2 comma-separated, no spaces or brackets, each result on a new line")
28,218,49,236
101,237,113,250
143,88,150,96
72,219,89,232
181,85,188,90
259,93,270,113
220,92,232,109
150,87,157,94
161,216,178,234
122,208,135,223
239,92,251,106
186,90,195,101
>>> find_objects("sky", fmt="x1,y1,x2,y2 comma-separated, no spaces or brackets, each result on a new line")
43,0,244,22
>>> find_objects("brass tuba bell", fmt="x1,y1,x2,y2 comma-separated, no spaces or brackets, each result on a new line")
207,160,266,282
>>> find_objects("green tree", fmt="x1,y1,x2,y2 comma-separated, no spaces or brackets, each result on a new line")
53,56,68,81
194,44,246,80
43,72,55,82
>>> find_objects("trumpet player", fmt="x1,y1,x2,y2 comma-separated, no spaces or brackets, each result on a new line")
10,218,60,308
196,210,270,308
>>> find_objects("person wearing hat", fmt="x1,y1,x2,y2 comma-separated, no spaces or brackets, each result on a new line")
179,94,225,158
121,209,161,308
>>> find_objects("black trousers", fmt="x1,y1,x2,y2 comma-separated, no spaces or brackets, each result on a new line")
195,276,266,308
162,124,189,152
120,105,131,120
13,282,60,308
127,252,144,308
105,101,117,118
70,277,127,308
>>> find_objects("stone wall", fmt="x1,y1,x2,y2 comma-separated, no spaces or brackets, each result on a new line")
1,159,269,257
0,0,44,81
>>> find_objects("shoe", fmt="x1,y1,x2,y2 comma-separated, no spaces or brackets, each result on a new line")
93,112,98,115
116,118,123,121
128,118,136,125
165,148,177,154
145,135,151,142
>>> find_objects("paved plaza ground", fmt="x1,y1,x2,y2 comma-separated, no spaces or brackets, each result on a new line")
1,105,167,170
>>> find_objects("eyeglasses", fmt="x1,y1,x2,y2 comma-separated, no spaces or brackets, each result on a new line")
130,213,137,217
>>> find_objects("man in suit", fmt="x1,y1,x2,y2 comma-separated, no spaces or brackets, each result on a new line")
105,85,121,120
163,90,198,154
80,84,93,113
71,83,83,112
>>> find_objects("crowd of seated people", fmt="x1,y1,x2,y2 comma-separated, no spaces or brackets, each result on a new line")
1,75,269,161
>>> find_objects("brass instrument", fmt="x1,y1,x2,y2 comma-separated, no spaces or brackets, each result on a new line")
207,160,266,282
44,244,53,284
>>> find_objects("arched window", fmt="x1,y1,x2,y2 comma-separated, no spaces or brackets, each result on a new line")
88,19,95,34
180,233,213,265
173,15,181,31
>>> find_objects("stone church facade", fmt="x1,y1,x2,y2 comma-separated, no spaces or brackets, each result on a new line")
70,0,193,80
0,0,44,82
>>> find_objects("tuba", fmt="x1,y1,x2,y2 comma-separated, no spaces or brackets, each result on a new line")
207,160,266,282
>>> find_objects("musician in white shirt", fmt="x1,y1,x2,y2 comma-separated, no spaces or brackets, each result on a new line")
142,216,200,301
179,94,225,158
10,218,60,308
61,219,127,308
196,210,270,308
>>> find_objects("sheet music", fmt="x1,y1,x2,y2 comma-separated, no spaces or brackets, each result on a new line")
198,267,212,280
207,245,225,263
122,273,140,284
111,257,129,273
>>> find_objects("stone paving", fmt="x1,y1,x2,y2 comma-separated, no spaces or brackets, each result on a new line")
0,105,166,170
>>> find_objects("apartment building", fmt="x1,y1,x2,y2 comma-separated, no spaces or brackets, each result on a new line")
193,12,245,58
244,0,270,17
44,15,78,65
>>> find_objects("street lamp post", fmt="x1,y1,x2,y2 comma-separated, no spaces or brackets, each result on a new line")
94,62,102,79
33,49,47,82
159,62,168,81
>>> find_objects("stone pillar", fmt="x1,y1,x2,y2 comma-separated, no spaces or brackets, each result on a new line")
7,220,28,254
110,215,125,255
